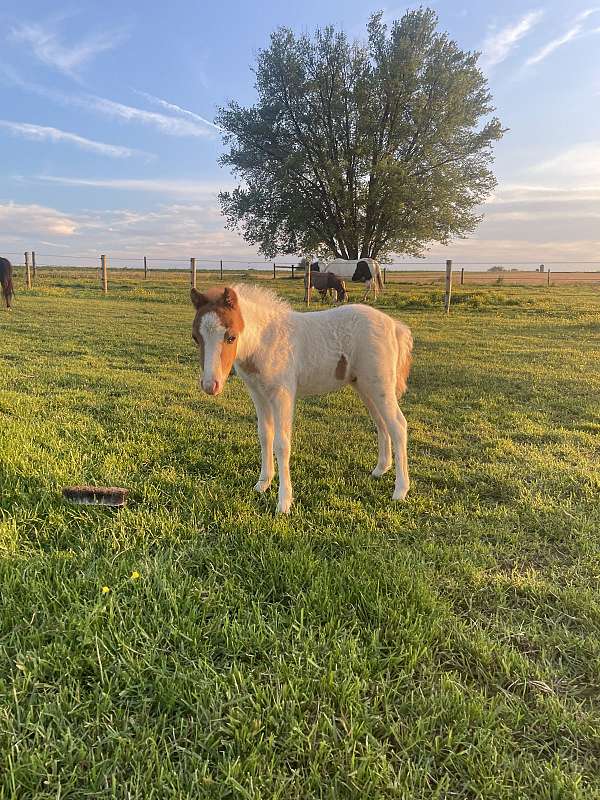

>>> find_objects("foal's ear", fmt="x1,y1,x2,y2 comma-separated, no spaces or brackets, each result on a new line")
191,288,208,309
222,287,238,309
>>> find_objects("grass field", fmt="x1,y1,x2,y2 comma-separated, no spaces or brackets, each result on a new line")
1,271,600,799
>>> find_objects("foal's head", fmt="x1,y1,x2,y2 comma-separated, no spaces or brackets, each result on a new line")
191,287,244,396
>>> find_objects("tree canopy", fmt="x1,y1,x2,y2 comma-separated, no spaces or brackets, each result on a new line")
216,9,505,261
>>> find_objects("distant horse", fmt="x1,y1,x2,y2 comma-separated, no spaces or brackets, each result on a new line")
190,284,413,514
322,258,384,300
310,271,347,302
0,257,14,309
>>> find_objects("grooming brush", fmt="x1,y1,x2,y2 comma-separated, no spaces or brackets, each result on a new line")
62,486,129,507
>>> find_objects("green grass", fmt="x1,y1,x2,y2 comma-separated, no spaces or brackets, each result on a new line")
1,270,600,799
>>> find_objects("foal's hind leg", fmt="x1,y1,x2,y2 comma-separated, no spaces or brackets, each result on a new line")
355,386,392,476
360,385,409,500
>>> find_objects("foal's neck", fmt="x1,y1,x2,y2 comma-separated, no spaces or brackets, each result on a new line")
236,295,282,361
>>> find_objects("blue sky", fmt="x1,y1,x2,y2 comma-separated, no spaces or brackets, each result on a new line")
1,0,599,266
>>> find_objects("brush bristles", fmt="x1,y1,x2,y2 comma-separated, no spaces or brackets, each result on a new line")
62,486,129,507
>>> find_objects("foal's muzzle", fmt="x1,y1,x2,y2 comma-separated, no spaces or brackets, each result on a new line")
201,378,221,396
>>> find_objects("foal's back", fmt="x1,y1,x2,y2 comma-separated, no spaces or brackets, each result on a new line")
290,303,401,397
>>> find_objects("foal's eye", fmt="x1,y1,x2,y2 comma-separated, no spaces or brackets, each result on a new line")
226,335,236,344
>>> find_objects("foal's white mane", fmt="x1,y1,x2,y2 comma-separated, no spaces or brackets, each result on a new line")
232,283,293,363
233,283,292,317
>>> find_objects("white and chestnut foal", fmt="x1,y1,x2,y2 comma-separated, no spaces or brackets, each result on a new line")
191,284,413,514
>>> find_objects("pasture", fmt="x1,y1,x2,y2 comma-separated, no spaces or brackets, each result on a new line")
1,271,600,799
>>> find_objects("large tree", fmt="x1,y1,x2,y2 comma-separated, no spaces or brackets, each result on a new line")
217,9,504,261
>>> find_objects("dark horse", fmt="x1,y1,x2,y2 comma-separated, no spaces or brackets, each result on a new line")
0,257,14,309
310,271,347,303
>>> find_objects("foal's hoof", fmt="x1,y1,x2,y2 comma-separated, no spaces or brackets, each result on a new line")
371,465,392,478
276,498,293,514
392,485,409,501
254,478,272,493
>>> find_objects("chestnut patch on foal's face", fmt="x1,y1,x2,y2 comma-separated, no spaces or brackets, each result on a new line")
191,287,244,392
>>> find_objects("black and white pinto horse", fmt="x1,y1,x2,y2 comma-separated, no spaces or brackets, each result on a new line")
320,258,384,301
0,257,14,309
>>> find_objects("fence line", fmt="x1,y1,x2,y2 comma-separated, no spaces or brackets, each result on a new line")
10,250,600,316
6,248,600,269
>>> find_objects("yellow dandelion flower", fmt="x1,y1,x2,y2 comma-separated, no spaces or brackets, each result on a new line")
101,586,110,595
130,571,141,581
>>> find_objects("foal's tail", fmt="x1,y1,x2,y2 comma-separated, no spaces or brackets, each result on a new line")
1,259,14,309
374,262,384,293
395,321,413,396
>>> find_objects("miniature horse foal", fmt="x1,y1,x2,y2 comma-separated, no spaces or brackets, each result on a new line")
191,285,413,514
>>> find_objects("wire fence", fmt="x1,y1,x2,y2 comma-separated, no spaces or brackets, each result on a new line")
6,251,600,298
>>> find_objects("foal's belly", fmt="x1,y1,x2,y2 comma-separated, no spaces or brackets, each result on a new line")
296,365,349,398
296,379,344,398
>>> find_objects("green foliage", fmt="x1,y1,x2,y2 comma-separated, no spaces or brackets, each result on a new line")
218,9,504,260
2,272,600,798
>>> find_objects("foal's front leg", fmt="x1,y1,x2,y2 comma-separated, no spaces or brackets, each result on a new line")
247,385,274,492
270,387,295,514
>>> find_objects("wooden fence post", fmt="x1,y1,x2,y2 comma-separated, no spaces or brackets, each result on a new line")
101,254,108,294
25,252,31,289
291,263,295,280
304,261,312,306
460,267,464,286
144,256,147,280
273,262,276,280
220,259,223,280
444,260,453,314
32,250,36,279
190,257,196,289
547,269,551,286
383,267,387,284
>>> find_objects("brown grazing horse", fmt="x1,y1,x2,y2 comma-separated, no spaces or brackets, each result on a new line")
310,271,347,302
0,257,14,309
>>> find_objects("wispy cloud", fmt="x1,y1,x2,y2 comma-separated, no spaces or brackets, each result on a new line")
9,20,128,77
525,27,580,65
0,120,150,159
525,8,600,66
78,95,215,137
575,7,600,21
0,200,254,257
134,91,221,131
32,175,231,195
529,142,600,183
485,184,600,204
0,67,217,138
480,10,543,68
427,236,600,263
0,201,77,237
